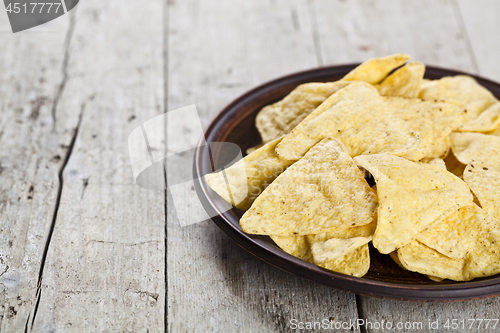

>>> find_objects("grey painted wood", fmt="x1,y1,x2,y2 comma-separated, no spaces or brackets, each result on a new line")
0,10,79,333
29,1,166,331
166,0,360,332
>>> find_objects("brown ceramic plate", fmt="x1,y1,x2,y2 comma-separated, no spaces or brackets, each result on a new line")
193,64,500,301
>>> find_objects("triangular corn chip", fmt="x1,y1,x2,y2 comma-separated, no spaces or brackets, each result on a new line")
354,154,473,254
399,205,500,281
398,241,466,281
458,103,500,132
204,137,295,210
343,53,410,84
318,244,370,277
443,151,466,178
270,234,313,263
419,75,498,123
462,209,500,280
275,82,464,162
256,81,350,143
417,205,481,260
487,126,500,136
388,98,465,160
376,62,425,98
240,138,377,236
464,162,500,218
423,158,447,170
450,132,500,166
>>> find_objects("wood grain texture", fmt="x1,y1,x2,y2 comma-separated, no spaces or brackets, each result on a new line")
0,10,79,333
312,0,475,72
311,0,500,331
0,0,499,331
457,0,500,80
166,0,360,332
28,1,166,331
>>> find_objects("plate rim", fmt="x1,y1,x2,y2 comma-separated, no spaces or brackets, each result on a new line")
193,63,500,301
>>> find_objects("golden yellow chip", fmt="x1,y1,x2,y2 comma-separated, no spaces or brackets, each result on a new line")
317,244,371,277
240,138,377,236
462,209,500,280
486,126,500,136
255,81,350,143
397,241,466,281
389,251,405,270
450,132,500,166
354,154,473,254
419,75,498,122
389,99,464,160
422,158,447,170
310,236,372,265
458,103,500,132
399,205,500,281
376,62,425,98
270,235,312,262
417,206,480,260
464,162,500,218
343,53,410,84
205,138,294,210
275,82,463,162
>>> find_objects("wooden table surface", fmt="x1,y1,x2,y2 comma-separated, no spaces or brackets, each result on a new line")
1,0,500,332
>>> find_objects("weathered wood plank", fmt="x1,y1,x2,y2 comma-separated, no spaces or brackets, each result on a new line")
312,0,500,330
312,0,475,73
166,0,360,332
0,10,81,333
30,1,166,331
457,0,500,80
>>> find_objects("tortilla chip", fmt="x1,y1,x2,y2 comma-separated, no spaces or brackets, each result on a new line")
458,103,500,132
462,208,500,280
256,81,350,143
270,222,376,258
343,53,410,84
317,244,371,277
271,223,374,277
389,251,406,270
423,158,447,170
399,205,500,281
275,82,464,161
354,154,473,254
376,62,425,98
419,75,498,122
389,99,464,160
417,205,480,260
310,236,372,265
205,138,295,210
240,138,377,236
270,234,313,262
464,162,500,218
397,241,466,281
246,143,263,155
450,132,500,166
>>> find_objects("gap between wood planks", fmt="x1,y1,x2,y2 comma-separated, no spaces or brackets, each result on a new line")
163,0,170,331
26,12,82,331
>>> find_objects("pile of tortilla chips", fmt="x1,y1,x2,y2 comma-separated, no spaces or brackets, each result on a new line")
205,54,500,281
